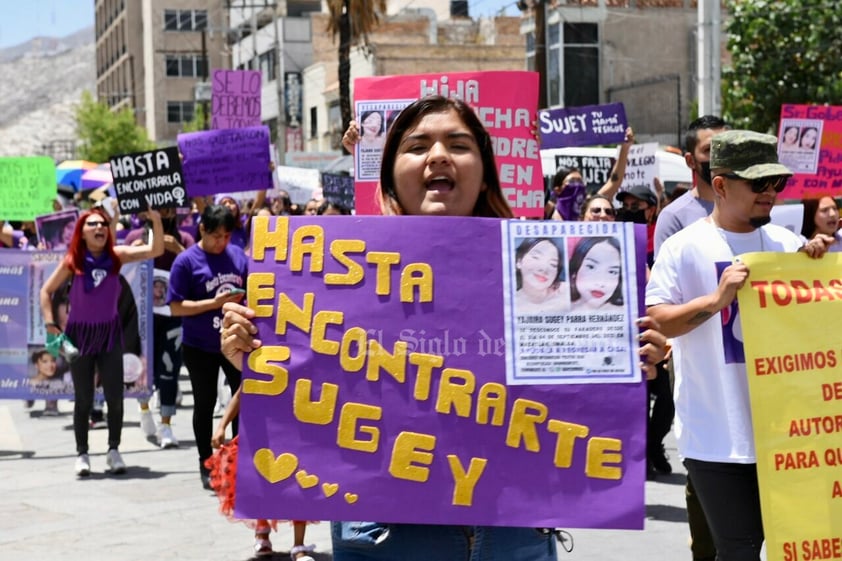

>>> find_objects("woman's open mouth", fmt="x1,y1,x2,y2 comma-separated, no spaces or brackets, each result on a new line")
590,290,605,299
426,177,454,192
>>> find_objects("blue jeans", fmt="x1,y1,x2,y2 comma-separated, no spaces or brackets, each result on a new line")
153,315,182,418
332,522,557,561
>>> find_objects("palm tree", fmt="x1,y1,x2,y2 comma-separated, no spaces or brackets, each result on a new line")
326,0,388,154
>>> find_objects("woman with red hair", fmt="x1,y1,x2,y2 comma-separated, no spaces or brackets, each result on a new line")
39,208,164,477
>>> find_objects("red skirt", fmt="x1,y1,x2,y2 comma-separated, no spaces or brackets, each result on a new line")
204,435,313,531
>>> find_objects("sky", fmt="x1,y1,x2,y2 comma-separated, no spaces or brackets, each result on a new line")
0,0,518,50
0,0,94,49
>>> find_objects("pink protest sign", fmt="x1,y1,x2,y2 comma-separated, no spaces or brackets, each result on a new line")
352,71,543,217
778,104,842,199
234,216,648,529
211,69,262,129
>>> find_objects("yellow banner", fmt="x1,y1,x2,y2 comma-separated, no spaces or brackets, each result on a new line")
738,252,842,561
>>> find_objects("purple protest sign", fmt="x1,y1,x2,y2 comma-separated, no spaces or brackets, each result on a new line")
178,126,272,197
235,216,646,529
539,102,628,149
211,69,262,129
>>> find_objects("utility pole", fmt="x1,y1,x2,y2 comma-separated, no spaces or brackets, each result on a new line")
697,0,721,116
535,0,548,110
273,3,286,165
201,29,209,130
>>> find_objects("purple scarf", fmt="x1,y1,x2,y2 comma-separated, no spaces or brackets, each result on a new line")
554,183,587,221
83,250,114,292
66,252,122,355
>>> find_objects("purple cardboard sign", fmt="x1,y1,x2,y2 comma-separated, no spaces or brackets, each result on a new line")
211,69,262,129
539,102,628,149
178,126,272,197
235,216,646,529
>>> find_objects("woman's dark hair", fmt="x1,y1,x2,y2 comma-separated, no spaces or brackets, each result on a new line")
552,166,580,189
801,198,820,239
31,349,52,364
569,236,623,306
378,95,512,218
317,200,351,215
50,281,71,329
800,197,840,239
515,238,565,290
199,204,236,237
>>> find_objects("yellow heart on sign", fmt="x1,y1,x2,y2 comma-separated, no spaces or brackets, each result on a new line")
322,482,339,497
295,470,319,489
344,492,359,504
253,449,298,484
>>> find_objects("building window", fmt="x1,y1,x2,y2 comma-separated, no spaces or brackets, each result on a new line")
167,101,195,123
309,107,318,139
532,22,600,108
563,23,599,107
164,9,208,31
259,50,276,83
165,55,208,78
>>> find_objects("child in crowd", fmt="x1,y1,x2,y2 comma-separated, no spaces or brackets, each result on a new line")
208,386,316,560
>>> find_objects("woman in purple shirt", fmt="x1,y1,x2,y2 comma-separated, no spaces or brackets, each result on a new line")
167,204,248,489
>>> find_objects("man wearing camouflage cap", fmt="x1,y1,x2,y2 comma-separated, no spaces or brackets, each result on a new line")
644,130,832,560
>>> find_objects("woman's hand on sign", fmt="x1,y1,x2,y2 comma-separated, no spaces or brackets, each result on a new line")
220,302,261,371
342,120,360,153
637,315,668,380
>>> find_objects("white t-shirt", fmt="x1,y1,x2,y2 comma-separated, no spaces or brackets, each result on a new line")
645,218,803,463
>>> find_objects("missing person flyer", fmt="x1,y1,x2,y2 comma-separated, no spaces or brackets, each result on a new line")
502,221,645,385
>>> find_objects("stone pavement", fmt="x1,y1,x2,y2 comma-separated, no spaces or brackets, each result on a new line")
1,376,697,561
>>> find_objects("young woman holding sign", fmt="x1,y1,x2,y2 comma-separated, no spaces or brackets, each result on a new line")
219,96,668,560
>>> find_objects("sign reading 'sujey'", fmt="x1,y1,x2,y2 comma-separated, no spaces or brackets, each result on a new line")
234,216,647,529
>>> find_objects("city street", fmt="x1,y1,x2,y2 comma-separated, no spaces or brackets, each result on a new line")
2,375,698,561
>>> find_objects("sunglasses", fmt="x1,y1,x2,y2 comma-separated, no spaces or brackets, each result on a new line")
718,173,788,194
84,220,108,228
589,207,615,216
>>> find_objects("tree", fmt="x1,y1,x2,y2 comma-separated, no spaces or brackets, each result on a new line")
722,0,842,133
181,103,209,133
325,0,388,154
75,91,156,162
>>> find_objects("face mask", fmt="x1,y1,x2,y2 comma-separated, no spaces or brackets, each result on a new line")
615,208,648,224
698,161,713,186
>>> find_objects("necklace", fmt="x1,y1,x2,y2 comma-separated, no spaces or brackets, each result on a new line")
706,216,765,257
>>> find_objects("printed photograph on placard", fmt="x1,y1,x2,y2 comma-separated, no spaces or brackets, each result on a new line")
502,221,640,385
778,118,822,174
353,99,414,181
34,209,79,251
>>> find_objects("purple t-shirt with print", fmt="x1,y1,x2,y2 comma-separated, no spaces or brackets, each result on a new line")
167,243,248,353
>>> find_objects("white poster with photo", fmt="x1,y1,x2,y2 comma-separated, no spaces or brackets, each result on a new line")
501,221,641,385
621,142,658,193
778,118,822,174
353,99,414,181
